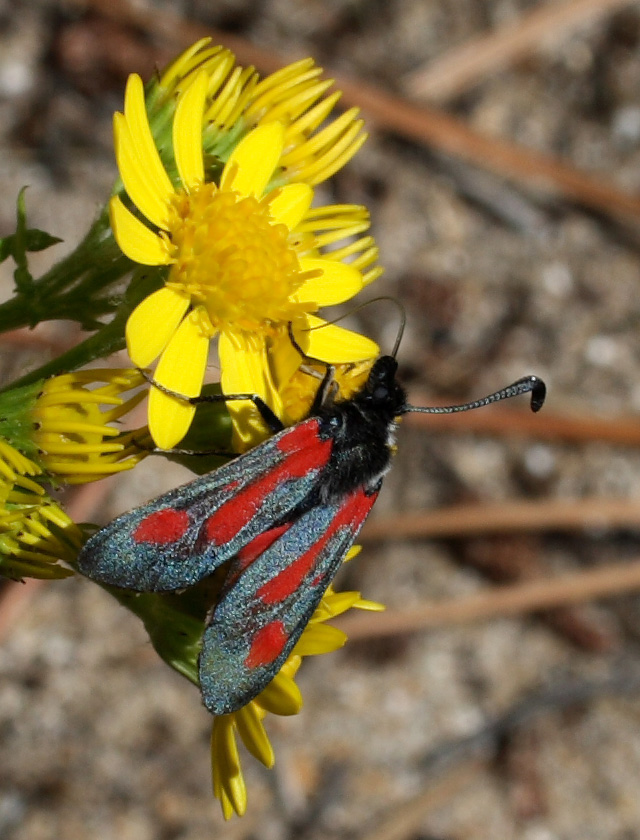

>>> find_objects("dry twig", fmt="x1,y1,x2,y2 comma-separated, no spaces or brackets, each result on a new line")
405,400,640,446
337,558,640,640
358,761,483,840
461,536,620,651
361,497,640,541
403,0,636,102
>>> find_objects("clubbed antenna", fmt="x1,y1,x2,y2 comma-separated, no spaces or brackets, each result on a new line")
404,375,546,415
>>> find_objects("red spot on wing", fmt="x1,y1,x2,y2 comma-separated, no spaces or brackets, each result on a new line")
244,620,288,668
133,509,189,544
237,523,293,570
203,422,331,546
226,522,294,588
256,489,377,605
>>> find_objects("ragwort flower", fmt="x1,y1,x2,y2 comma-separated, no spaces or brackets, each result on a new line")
0,369,150,485
0,369,150,579
0,439,80,580
110,44,381,450
31,368,149,484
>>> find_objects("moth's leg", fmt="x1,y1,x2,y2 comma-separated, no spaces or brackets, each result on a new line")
125,428,235,459
286,323,338,412
310,364,337,413
137,369,284,433
157,447,237,458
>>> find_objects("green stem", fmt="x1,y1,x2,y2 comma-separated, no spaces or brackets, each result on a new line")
0,205,133,333
33,208,112,295
2,318,127,392
0,268,163,391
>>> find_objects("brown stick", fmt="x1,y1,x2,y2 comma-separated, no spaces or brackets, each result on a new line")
337,558,640,640
77,0,640,222
335,77,640,219
361,498,640,541
405,400,640,446
359,761,482,840
404,0,636,102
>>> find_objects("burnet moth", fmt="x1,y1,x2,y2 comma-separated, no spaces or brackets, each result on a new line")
77,323,546,715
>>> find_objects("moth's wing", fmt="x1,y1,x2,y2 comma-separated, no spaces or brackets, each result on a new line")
198,485,379,714
77,419,333,591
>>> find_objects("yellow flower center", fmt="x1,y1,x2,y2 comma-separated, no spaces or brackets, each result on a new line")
166,184,305,330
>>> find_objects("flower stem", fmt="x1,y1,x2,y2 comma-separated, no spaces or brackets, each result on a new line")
0,268,163,392
0,206,134,333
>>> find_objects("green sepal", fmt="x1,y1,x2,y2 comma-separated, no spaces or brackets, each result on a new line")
0,229,62,266
104,570,228,689
0,227,62,266
0,379,44,460
0,555,75,582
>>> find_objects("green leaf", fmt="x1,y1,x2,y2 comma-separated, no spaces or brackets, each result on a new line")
25,229,62,253
12,188,33,293
0,229,63,263
0,187,62,282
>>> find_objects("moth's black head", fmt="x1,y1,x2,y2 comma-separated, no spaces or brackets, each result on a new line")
360,355,407,416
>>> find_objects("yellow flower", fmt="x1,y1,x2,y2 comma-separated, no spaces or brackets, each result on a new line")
280,358,375,425
31,369,149,484
110,46,381,451
211,579,383,819
152,39,372,189
0,439,81,580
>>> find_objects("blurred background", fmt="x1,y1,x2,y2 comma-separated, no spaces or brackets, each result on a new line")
3,0,640,837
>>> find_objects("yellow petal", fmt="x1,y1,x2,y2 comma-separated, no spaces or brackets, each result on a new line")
125,286,190,367
269,330,304,390
256,670,303,716
281,107,361,167
149,308,210,449
219,331,283,449
262,79,334,127
173,70,207,190
295,258,363,306
219,330,268,400
318,591,361,617
235,703,275,768
119,76,173,227
159,37,212,89
305,122,367,187
293,623,347,656
268,183,313,230
211,717,247,818
354,598,386,612
220,122,284,197
302,315,379,363
109,196,171,266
